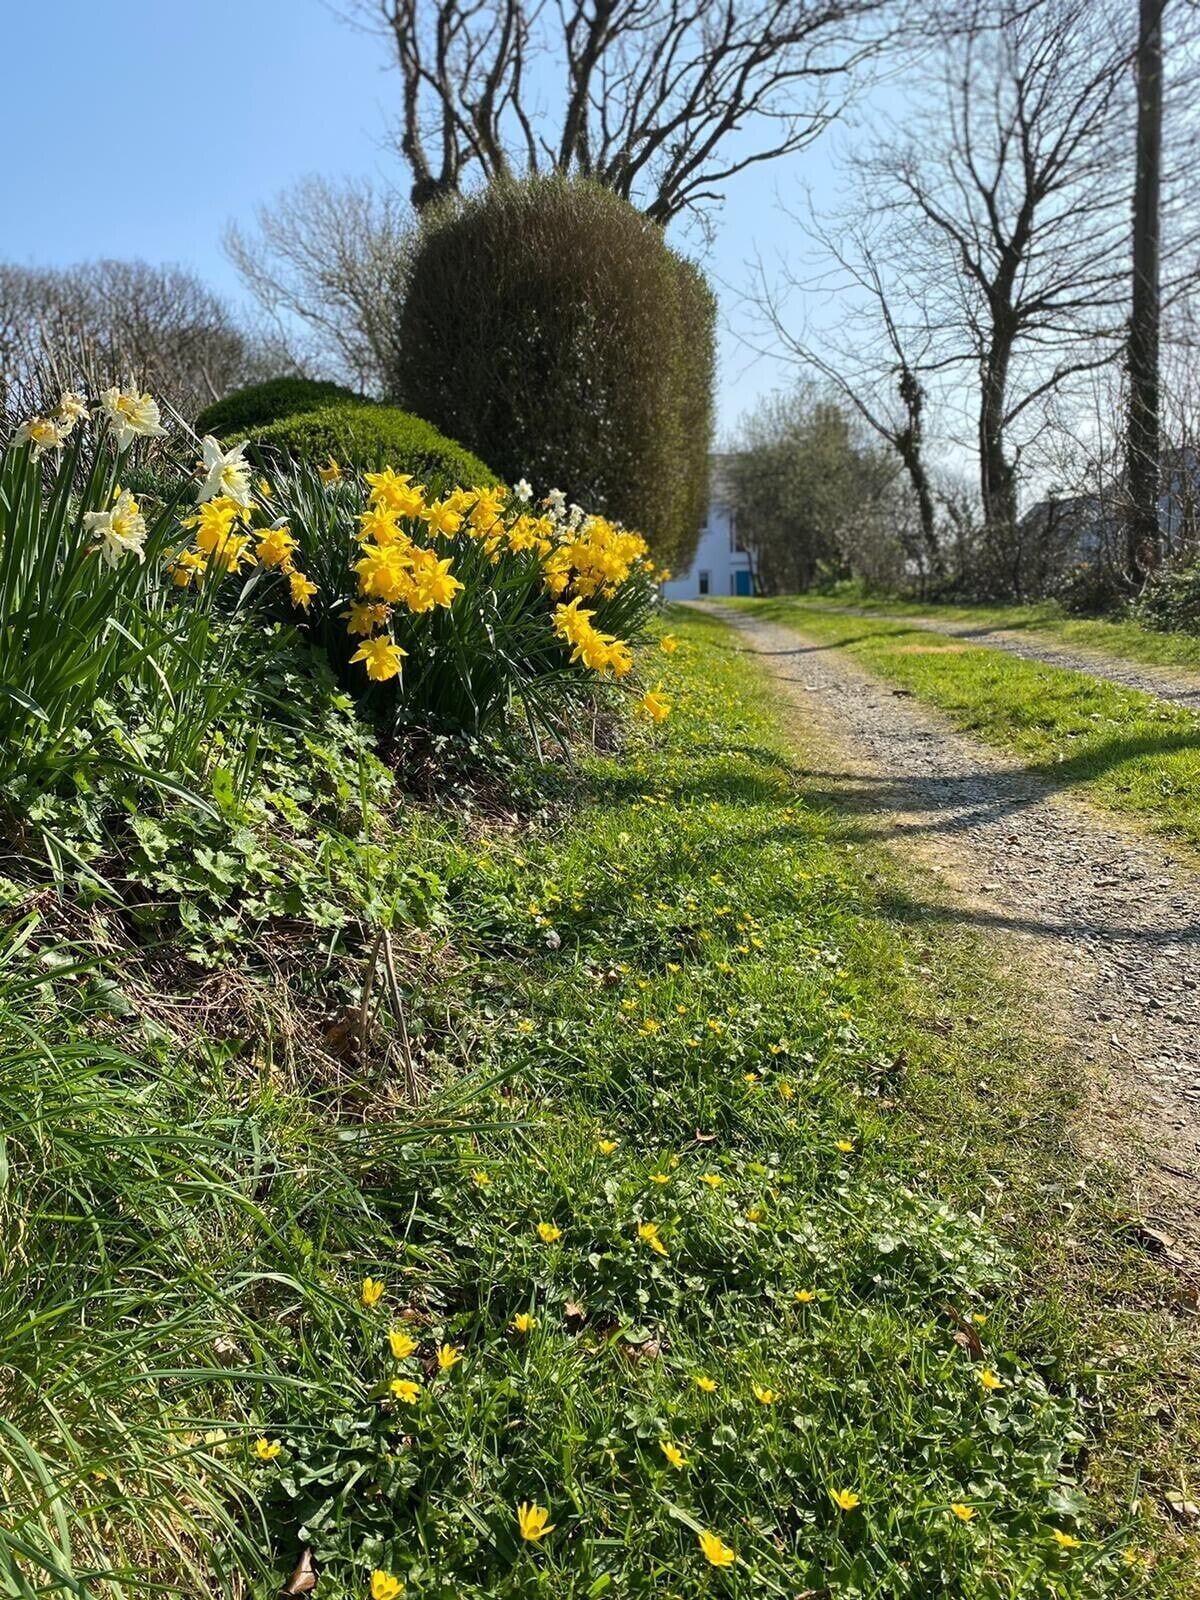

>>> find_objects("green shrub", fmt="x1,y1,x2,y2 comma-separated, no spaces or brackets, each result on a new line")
195,377,368,439
389,178,715,572
245,404,497,491
1133,557,1200,634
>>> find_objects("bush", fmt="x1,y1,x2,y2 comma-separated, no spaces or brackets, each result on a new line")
1133,557,1200,634
245,404,497,491
389,178,715,573
195,377,369,438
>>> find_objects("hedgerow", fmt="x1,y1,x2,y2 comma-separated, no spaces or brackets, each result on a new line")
195,377,370,438
244,404,496,490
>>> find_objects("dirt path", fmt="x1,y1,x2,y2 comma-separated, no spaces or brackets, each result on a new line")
817,604,1200,708
701,603,1200,1270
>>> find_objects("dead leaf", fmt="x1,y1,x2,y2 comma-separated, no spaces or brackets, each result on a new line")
279,1548,318,1597
693,1129,717,1144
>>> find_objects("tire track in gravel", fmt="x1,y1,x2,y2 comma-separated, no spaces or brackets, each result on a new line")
812,603,1200,708
698,602,1200,1271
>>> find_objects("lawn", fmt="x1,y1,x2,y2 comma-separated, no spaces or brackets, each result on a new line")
9,607,1196,1597
732,597,1200,851
790,588,1200,674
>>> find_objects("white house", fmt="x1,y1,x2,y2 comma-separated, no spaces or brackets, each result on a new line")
662,462,753,600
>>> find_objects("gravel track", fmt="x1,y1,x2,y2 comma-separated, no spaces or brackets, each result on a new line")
703,603,1200,1269
821,605,1200,707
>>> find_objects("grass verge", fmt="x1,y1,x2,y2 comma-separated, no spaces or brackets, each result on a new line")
5,608,1198,1597
731,597,1200,850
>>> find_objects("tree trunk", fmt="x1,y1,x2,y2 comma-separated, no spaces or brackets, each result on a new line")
979,341,1018,539
1127,0,1164,584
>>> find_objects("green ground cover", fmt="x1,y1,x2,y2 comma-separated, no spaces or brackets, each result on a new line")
732,598,1200,850
794,588,1200,673
8,608,1196,1598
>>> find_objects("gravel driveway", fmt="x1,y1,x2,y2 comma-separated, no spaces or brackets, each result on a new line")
702,603,1200,1270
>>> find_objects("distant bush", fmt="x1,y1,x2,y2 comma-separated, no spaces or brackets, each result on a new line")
1133,558,1200,635
389,178,714,572
195,378,368,439
245,404,496,490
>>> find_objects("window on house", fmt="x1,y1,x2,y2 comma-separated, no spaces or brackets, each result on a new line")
729,514,744,553
697,570,710,595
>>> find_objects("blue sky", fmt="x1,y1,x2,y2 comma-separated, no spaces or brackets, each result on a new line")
0,0,852,437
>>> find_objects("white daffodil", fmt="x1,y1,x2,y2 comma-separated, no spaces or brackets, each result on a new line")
56,391,88,432
545,487,567,517
84,488,148,567
567,502,585,529
514,477,532,503
196,435,252,507
12,416,68,457
100,385,166,451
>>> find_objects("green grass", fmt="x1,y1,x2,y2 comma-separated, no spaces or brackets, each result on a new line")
791,588,1200,673
5,609,1198,1597
733,597,1200,850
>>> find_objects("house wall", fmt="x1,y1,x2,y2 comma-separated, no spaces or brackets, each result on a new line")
661,497,753,600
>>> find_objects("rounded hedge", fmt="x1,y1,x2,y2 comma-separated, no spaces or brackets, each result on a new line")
388,178,715,572
243,404,497,489
195,378,369,439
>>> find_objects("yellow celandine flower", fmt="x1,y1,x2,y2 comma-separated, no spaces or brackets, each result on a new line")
254,1438,282,1461
752,1384,780,1405
389,1378,421,1403
636,690,671,723
370,1570,404,1600
512,1312,537,1334
694,1374,717,1393
1052,1530,1082,1550
777,1080,795,1101
597,1139,618,1155
536,1221,561,1244
289,570,318,609
698,1529,735,1567
388,1329,418,1360
436,1344,462,1371
701,1173,723,1188
471,1169,491,1188
659,635,678,654
658,1439,687,1468
746,1208,762,1223
256,525,298,569
516,1502,554,1543
795,1289,816,1304
978,1368,1004,1392
831,1489,860,1512
951,1503,975,1522
836,1139,855,1154
318,456,342,483
637,1221,668,1257
351,635,407,683
361,1277,386,1307
649,1173,670,1186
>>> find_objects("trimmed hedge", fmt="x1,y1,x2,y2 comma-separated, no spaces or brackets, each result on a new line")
195,378,369,439
388,178,715,572
244,404,497,489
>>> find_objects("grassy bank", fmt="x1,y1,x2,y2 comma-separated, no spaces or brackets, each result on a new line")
6,609,1198,1597
732,597,1200,850
792,590,1200,674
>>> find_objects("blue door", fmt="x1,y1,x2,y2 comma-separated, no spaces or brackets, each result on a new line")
734,569,752,596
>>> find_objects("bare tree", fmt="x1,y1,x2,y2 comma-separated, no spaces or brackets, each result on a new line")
1126,0,1166,582
346,0,897,225
225,176,413,391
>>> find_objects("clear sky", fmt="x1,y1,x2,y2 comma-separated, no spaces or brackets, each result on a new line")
0,0,852,438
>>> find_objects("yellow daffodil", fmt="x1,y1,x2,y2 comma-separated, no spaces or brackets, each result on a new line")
370,1571,404,1600
254,1438,281,1461
289,570,318,609
361,1277,385,1307
388,1329,418,1360
512,1312,537,1334
389,1378,421,1403
318,456,342,483
256,525,297,569
636,690,671,723
536,1221,561,1244
658,1439,688,1468
351,635,407,682
831,1488,860,1512
436,1343,462,1371
698,1529,736,1567
516,1501,554,1542
951,1503,975,1522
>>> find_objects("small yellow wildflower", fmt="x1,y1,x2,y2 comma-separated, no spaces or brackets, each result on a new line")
697,1529,736,1567
831,1488,860,1512
658,1439,687,1468
701,1172,722,1188
951,1503,975,1522
536,1221,561,1244
389,1378,421,1403
471,1169,491,1188
361,1277,385,1307
1052,1530,1082,1550
388,1328,418,1360
659,634,678,654
978,1368,1004,1392
512,1312,537,1334
836,1139,855,1154
752,1384,780,1405
694,1374,717,1393
436,1344,462,1371
516,1502,554,1543
795,1289,816,1304
745,1207,762,1223
597,1139,618,1156
649,1172,670,1186
370,1571,403,1600
637,1221,669,1257
777,1079,795,1101
253,1438,281,1462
